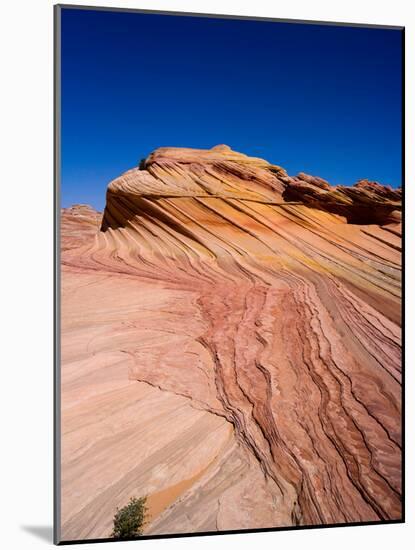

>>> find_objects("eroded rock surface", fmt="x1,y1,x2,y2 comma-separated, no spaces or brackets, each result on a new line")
61,145,401,541
61,204,102,251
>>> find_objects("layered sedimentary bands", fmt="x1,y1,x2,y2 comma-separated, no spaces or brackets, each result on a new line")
61,145,402,541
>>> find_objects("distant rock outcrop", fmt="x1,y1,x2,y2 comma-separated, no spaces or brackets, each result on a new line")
282,173,401,225
61,204,102,251
61,145,402,541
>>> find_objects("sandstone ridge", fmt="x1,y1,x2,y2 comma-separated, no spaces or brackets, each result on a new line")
61,145,402,540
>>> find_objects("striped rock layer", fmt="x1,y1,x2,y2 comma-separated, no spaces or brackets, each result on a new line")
60,145,402,541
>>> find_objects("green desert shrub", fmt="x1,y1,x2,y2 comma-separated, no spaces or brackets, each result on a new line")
111,496,148,539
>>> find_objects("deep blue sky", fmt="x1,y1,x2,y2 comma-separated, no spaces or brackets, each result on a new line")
61,8,402,211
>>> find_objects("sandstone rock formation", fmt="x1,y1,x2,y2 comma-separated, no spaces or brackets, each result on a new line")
60,145,402,541
61,204,102,251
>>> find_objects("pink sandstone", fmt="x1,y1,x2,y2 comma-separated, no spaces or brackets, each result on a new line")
60,145,401,541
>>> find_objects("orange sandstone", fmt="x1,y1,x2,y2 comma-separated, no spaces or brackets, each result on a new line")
60,146,401,540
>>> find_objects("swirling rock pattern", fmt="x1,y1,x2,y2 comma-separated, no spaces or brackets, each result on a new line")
60,146,401,541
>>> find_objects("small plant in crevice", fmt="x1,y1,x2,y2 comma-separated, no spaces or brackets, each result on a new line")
111,496,148,539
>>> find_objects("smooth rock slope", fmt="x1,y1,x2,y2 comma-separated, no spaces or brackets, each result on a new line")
60,145,402,540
